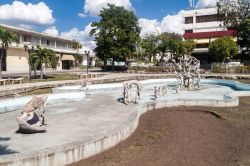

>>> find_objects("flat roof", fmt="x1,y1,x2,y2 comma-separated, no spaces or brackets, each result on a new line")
182,8,217,17
1,24,77,43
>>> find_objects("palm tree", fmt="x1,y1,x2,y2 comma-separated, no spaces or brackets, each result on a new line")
74,53,83,68
30,51,40,78
0,26,18,79
32,46,57,79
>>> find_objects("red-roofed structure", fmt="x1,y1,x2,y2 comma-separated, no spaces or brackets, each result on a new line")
183,30,238,39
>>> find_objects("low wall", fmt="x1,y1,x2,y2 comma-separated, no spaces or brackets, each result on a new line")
0,75,171,97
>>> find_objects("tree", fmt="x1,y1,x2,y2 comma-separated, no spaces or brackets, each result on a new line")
140,34,159,62
90,4,141,69
72,40,82,50
32,47,57,79
177,40,196,57
217,0,250,56
217,0,249,29
209,36,238,62
74,53,83,67
158,32,182,60
238,18,250,56
0,26,18,79
30,51,40,78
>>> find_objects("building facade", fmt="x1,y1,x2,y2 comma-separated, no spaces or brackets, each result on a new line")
0,24,85,72
182,8,238,63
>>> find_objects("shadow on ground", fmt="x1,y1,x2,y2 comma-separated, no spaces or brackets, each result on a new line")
0,137,18,155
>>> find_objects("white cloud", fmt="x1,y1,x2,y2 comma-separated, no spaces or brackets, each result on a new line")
61,23,96,51
161,11,185,35
43,26,59,36
139,11,185,37
195,0,218,8
138,18,161,37
83,0,134,16
0,1,55,26
78,13,87,18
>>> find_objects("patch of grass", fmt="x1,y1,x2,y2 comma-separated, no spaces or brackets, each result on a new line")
26,74,79,83
19,88,52,97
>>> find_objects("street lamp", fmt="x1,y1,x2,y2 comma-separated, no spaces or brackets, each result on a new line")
85,50,90,74
24,44,34,80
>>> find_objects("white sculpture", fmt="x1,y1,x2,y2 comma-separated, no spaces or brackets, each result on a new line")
154,85,168,100
17,96,48,133
172,55,200,91
123,80,142,104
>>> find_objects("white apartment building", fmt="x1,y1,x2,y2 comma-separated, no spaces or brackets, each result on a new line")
0,24,91,72
182,8,238,62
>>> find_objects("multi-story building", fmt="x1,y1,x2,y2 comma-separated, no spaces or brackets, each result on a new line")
182,8,238,63
0,24,86,72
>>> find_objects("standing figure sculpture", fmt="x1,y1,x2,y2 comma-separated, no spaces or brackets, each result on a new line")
154,85,168,100
172,55,200,91
123,80,142,104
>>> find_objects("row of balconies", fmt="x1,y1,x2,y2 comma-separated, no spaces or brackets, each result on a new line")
184,21,226,32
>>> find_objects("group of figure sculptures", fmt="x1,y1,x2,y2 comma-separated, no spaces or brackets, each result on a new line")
123,80,142,104
122,55,201,104
16,56,200,133
172,55,201,92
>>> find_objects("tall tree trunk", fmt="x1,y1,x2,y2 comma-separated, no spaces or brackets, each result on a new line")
112,58,115,71
40,60,43,79
34,67,37,78
28,50,31,80
103,60,107,71
0,49,4,79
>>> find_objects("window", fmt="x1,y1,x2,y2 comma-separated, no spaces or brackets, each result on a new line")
185,17,193,24
185,30,193,33
23,35,31,42
196,14,219,23
196,43,209,48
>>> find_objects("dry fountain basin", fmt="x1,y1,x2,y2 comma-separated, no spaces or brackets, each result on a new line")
1,79,250,166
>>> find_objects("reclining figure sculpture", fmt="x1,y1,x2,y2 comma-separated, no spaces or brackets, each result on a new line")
123,80,142,104
17,96,48,134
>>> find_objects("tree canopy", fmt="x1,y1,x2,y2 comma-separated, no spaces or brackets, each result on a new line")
217,0,250,56
139,32,195,63
90,4,141,67
32,46,57,79
217,0,250,29
209,36,238,62
140,34,159,62
0,26,18,79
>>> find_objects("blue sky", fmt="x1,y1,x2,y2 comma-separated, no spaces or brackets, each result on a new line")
0,0,216,49
0,0,189,32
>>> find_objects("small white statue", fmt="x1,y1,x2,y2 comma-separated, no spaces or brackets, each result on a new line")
123,80,142,104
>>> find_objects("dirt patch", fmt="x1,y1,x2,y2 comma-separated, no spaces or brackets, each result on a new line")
71,97,250,166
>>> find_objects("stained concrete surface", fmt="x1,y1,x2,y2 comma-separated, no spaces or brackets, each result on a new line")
0,82,248,158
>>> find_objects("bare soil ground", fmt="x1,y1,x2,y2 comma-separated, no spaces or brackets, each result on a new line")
71,96,250,166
